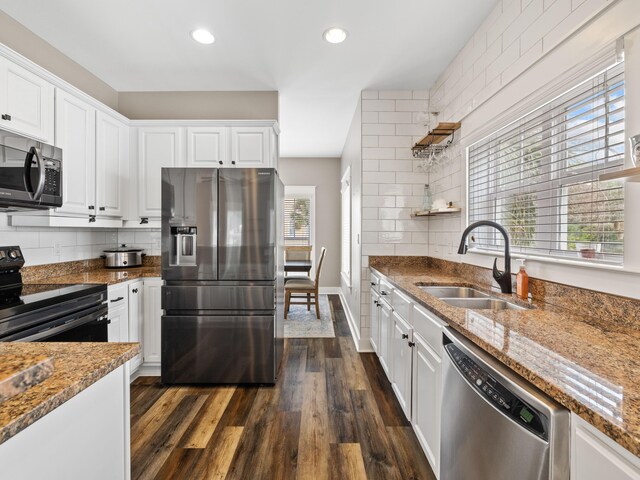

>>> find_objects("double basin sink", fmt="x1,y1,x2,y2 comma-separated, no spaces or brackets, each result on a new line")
417,286,526,311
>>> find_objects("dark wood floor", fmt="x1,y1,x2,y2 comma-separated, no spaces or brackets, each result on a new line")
130,295,435,480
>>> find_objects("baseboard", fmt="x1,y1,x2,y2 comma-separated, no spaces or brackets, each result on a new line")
133,364,161,378
337,290,366,352
319,287,341,294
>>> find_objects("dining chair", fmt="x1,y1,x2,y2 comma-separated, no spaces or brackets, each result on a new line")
284,247,326,319
284,245,313,279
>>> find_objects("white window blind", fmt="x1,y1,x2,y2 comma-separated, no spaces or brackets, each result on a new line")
341,170,351,284
284,198,311,246
468,61,625,264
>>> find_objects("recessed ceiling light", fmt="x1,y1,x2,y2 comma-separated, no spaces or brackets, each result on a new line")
190,28,215,45
323,27,348,44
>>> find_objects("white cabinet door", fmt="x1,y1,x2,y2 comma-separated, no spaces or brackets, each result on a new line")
230,126,271,167
138,128,183,218
378,298,392,378
142,278,163,366
55,90,96,216
572,414,640,480
370,290,380,354
128,281,144,372
96,111,128,218
107,306,128,342
186,126,228,167
412,332,441,477
0,56,54,143
391,312,413,420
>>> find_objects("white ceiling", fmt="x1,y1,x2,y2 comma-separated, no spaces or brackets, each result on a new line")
0,0,497,157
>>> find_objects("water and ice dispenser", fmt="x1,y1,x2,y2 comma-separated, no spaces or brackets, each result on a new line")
170,226,197,266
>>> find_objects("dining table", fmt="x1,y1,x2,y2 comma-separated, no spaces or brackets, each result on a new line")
284,260,313,275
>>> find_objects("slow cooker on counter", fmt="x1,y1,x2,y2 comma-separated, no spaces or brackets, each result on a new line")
102,245,145,268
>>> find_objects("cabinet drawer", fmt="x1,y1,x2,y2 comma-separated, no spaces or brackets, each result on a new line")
370,271,381,293
391,288,412,322
379,279,393,300
107,284,128,307
412,304,445,356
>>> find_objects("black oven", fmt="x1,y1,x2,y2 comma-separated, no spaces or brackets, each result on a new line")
0,127,62,210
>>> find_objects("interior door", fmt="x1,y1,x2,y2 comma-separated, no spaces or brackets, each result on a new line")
218,168,275,280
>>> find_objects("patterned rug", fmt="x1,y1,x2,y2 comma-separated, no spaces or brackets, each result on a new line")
284,294,335,338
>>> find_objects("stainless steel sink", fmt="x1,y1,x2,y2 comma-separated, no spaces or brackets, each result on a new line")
440,298,526,311
418,286,489,299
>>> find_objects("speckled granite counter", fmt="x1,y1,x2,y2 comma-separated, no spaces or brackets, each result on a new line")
0,342,138,445
33,266,161,286
370,262,640,457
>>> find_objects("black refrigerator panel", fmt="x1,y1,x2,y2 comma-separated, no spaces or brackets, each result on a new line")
161,168,218,281
161,314,275,384
218,168,276,281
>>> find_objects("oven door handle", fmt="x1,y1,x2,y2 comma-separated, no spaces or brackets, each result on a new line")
23,146,46,201
15,310,107,342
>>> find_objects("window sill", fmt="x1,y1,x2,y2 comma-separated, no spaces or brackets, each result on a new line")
467,248,640,275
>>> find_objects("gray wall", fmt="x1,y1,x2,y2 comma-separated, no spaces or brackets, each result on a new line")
278,157,341,288
0,11,119,110
118,91,278,120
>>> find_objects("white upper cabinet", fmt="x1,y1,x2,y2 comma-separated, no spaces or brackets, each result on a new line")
231,126,273,168
138,127,184,218
186,126,228,167
96,111,128,218
55,90,96,216
0,56,54,143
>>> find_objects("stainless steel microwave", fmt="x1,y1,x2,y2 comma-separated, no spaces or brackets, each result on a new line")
0,127,62,210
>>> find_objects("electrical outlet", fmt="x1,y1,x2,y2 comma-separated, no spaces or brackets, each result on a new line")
54,242,61,256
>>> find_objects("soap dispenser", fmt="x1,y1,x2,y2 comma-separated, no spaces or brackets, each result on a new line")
516,259,529,301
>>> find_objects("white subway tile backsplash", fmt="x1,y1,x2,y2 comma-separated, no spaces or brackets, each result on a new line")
486,39,520,83
395,100,429,112
362,244,395,256
379,91,413,100
362,220,396,232
379,160,413,172
378,136,413,148
362,99,396,112
395,196,422,208
379,208,412,220
362,112,379,123
363,160,380,172
395,124,427,136
378,112,413,124
362,136,379,147
395,244,428,256
361,91,379,100
362,147,396,160
412,90,429,100
395,172,428,184
379,232,411,244
361,231,379,244
379,184,413,196
362,184,379,196
362,195,396,208
362,208,379,220
362,124,396,136
362,172,397,184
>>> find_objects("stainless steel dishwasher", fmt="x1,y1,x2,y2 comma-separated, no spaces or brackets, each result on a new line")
441,328,570,480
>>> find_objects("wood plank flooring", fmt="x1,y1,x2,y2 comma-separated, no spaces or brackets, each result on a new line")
130,295,436,480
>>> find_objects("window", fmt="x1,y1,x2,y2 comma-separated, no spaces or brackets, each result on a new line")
341,168,351,285
283,187,315,246
468,61,625,264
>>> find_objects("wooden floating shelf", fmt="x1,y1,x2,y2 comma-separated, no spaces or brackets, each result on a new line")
412,122,461,151
599,166,640,181
412,208,462,218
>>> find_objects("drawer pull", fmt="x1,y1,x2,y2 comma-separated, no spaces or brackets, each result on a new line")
132,288,138,294
408,341,415,348
110,296,125,303
402,333,409,339
380,291,388,296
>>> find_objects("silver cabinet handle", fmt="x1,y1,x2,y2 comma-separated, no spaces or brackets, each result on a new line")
110,296,124,303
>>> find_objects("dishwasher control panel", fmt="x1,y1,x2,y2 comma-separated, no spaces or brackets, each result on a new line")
445,342,548,440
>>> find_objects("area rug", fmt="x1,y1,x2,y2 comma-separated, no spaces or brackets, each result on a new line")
284,294,335,338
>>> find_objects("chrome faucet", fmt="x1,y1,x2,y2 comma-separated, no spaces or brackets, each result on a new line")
457,220,513,294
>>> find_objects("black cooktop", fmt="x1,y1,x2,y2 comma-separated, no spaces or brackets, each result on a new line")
0,283,107,322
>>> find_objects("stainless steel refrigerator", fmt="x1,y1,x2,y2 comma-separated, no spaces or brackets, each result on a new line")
160,168,284,384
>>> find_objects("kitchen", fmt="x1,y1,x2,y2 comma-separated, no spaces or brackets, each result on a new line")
0,0,639,479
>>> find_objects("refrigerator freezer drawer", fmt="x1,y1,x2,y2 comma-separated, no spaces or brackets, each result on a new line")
161,314,275,384
162,285,274,311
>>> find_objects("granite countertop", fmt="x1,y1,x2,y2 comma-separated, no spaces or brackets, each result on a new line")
0,342,139,446
27,266,161,286
371,264,640,456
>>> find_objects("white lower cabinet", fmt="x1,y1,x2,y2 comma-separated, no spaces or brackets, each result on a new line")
571,414,640,480
378,297,392,378
370,289,380,353
107,284,129,343
391,311,413,419
142,278,163,367
412,332,441,477
127,281,144,373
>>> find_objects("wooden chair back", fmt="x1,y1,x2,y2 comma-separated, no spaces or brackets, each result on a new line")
284,245,312,262
314,247,326,286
